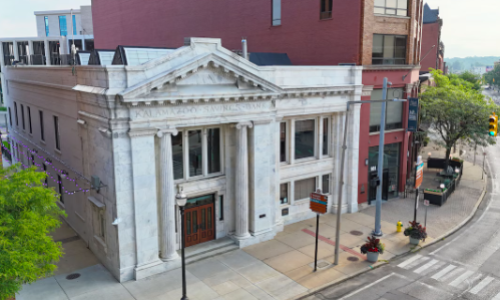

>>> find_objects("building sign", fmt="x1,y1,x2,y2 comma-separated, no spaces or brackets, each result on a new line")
408,98,419,132
310,191,328,214
415,162,424,188
486,66,494,72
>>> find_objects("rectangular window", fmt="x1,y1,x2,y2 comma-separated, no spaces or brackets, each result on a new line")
44,16,49,37
272,0,281,26
39,111,45,141
72,15,77,35
207,128,221,174
14,102,18,126
57,174,63,203
219,195,224,221
294,177,316,201
27,107,32,133
8,107,12,127
320,0,333,20
188,130,202,177
322,118,329,155
59,16,67,36
172,133,183,180
100,211,105,238
280,183,288,205
369,88,404,132
53,116,60,150
374,0,408,16
31,154,35,166
295,119,315,160
280,122,286,162
372,34,407,65
21,104,25,130
322,174,330,194
43,164,48,186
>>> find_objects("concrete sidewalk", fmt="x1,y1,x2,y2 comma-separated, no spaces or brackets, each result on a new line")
17,158,486,300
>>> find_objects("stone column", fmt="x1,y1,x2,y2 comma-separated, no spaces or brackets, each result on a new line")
234,122,252,239
82,38,86,50
44,39,51,66
13,41,19,61
157,128,179,261
0,42,5,68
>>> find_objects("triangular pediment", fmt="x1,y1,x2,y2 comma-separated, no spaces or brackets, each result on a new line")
118,53,283,104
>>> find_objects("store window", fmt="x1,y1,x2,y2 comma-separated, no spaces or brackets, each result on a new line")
374,0,408,16
369,88,404,132
368,143,400,200
294,177,316,201
372,34,407,65
295,119,315,160
280,183,289,205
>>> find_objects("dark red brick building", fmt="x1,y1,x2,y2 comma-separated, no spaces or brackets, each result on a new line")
420,3,444,73
91,0,425,206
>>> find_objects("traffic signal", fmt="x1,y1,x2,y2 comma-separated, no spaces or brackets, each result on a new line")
489,113,498,137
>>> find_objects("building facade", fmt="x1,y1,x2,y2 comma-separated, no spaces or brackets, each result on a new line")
3,38,363,281
420,3,444,73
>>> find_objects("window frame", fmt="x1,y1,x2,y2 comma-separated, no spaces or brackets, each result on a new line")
369,88,405,133
53,115,60,151
21,104,25,130
372,34,407,65
320,0,333,20
280,182,290,206
374,0,409,17
321,173,332,195
39,110,45,141
14,102,18,126
293,177,317,203
280,121,288,163
8,107,12,127
72,15,77,35
44,16,49,37
294,118,317,162
57,174,63,204
27,106,32,134
272,0,281,26
58,16,67,37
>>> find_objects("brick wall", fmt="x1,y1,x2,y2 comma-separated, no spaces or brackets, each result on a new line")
92,0,362,65
421,22,440,72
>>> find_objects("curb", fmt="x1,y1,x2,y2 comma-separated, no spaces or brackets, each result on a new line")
294,167,488,300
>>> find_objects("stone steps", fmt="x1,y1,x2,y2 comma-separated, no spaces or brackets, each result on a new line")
185,237,239,265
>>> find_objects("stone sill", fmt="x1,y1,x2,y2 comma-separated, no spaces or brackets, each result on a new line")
363,65,421,71
374,14,411,20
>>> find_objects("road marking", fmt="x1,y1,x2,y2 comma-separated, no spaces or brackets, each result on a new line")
397,254,422,269
338,273,409,300
492,291,500,300
449,270,475,287
469,276,494,294
439,267,465,283
431,264,457,280
414,259,439,274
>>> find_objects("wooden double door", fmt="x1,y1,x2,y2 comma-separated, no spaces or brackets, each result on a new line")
184,197,215,247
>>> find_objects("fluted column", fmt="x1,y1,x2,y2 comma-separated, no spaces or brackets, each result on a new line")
235,122,252,239
157,129,179,261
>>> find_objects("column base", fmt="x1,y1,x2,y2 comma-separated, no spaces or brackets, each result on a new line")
160,252,179,262
230,229,276,248
134,258,181,281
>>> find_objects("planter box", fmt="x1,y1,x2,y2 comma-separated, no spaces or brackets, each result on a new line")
424,190,448,206
427,158,446,169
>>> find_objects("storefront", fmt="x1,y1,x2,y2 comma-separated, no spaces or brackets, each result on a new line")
368,143,401,202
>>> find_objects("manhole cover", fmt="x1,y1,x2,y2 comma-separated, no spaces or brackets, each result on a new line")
347,256,359,262
350,230,363,236
66,273,81,280
317,261,330,268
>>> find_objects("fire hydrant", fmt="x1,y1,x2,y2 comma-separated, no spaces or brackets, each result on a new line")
397,221,403,233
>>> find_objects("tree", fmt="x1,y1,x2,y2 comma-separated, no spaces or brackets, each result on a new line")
485,64,500,88
0,165,65,300
420,70,499,161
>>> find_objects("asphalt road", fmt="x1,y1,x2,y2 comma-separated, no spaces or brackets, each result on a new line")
484,88,500,104
302,143,500,299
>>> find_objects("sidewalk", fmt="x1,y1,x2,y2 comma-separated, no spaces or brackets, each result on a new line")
17,154,486,300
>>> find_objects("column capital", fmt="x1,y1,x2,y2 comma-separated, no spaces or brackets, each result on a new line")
128,128,158,138
156,127,178,138
234,121,253,130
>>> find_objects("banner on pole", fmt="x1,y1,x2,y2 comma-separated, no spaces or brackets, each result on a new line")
415,162,424,188
408,98,419,132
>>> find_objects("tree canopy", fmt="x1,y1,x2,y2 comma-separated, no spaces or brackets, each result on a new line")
0,165,65,300
484,64,500,88
420,69,499,160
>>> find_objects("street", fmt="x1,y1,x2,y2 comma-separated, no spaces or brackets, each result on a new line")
302,142,499,300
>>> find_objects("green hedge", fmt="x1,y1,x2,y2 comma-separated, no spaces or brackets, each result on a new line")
0,107,6,112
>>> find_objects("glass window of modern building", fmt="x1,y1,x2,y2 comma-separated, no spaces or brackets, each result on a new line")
59,16,68,36
369,88,404,132
295,119,315,160
368,143,400,200
44,16,49,37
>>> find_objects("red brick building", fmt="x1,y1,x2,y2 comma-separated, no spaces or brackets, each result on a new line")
420,3,444,73
91,0,424,206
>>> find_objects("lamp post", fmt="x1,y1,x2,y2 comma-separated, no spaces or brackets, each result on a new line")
176,185,189,300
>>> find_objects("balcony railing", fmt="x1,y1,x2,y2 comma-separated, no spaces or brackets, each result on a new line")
50,54,76,66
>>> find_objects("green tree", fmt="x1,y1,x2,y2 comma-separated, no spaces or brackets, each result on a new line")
0,165,65,300
421,70,499,161
485,64,500,88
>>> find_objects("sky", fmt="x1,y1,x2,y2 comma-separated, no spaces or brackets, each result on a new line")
0,0,498,59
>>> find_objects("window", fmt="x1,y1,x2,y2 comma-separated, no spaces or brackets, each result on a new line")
43,164,48,186
374,0,408,16
280,122,287,162
322,118,329,155
272,0,281,26
8,107,12,127
372,34,407,65
207,128,221,174
188,130,202,177
172,133,183,180
53,116,60,150
295,119,315,160
31,154,35,166
219,195,224,221
280,183,289,205
39,111,45,141
320,0,333,20
100,211,105,238
294,177,316,201
44,16,49,37
59,16,67,36
369,88,404,132
14,102,18,126
72,15,77,35
322,174,331,194
21,104,25,130
57,174,63,203
27,107,32,133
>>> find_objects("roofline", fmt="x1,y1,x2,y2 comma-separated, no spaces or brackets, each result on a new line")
34,8,86,16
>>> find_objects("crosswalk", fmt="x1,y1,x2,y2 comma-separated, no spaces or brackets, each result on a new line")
397,254,500,298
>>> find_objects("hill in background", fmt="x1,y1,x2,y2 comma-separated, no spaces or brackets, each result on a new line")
444,56,500,72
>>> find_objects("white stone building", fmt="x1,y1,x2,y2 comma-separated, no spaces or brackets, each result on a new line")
3,38,362,282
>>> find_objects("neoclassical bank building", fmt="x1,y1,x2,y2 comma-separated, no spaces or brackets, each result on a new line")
4,38,363,281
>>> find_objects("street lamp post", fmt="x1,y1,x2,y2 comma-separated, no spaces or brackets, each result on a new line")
176,186,189,300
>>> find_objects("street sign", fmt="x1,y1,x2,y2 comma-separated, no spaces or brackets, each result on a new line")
408,98,419,132
310,191,328,214
415,162,424,188
424,200,430,206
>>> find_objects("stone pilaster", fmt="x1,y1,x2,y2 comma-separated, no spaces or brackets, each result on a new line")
234,122,252,239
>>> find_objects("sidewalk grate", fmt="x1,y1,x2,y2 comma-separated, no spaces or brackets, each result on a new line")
347,256,360,262
66,273,81,280
350,230,363,236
